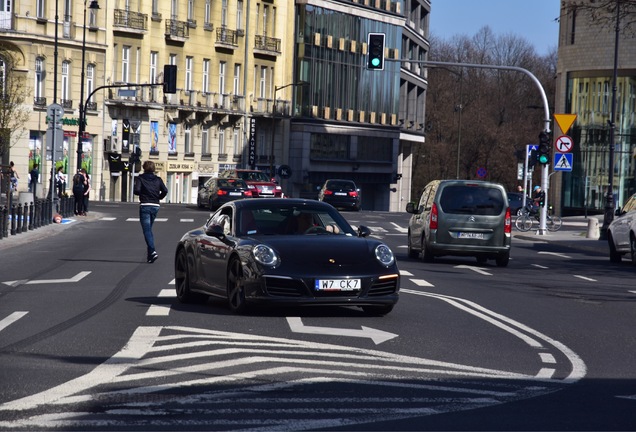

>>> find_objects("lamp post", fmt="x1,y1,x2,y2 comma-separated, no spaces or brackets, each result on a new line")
600,0,620,239
269,81,307,178
77,0,100,171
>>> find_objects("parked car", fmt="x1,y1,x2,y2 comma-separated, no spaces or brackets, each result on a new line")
607,192,636,265
406,180,512,266
507,192,532,216
197,178,251,210
219,169,283,198
318,179,361,211
175,198,399,315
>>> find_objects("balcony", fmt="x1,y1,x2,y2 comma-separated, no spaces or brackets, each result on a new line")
33,97,47,108
113,9,148,33
165,19,189,42
254,35,281,56
61,99,73,110
215,27,238,49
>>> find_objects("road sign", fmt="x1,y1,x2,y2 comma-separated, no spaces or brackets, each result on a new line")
553,114,577,135
527,144,538,156
476,167,487,178
554,153,573,171
555,135,573,153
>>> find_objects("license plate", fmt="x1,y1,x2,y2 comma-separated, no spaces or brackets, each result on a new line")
229,192,242,196
261,187,271,192
335,192,347,196
315,278,361,291
458,232,484,239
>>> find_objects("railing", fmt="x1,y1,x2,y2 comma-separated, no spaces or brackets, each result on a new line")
33,97,47,107
216,27,238,45
165,19,189,39
0,196,75,241
254,35,281,53
61,99,73,109
114,9,148,31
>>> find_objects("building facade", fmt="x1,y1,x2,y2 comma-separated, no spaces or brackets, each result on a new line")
555,3,636,215
1,0,428,211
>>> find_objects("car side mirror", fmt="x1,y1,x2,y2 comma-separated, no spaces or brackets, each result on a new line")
205,224,226,238
406,202,421,214
357,225,372,238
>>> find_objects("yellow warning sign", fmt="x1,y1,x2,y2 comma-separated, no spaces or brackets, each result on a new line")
553,114,577,135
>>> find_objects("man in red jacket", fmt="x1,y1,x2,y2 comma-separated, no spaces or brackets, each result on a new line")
133,160,168,263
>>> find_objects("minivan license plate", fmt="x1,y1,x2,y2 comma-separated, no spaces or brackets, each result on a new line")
458,232,484,239
315,279,361,291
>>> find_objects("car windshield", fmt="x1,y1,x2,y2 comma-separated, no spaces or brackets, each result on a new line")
239,171,271,182
237,205,354,236
439,185,505,215
218,179,248,188
328,181,356,191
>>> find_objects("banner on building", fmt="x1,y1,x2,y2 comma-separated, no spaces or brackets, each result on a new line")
122,119,130,153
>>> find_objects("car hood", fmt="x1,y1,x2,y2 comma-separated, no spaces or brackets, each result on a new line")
257,236,382,268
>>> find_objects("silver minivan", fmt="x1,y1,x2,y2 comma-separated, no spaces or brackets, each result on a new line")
406,180,512,266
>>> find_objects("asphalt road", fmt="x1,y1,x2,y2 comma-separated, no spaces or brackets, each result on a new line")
0,202,634,431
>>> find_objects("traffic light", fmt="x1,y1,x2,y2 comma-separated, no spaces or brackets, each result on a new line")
367,33,385,70
537,131,550,165
528,149,538,169
163,65,177,94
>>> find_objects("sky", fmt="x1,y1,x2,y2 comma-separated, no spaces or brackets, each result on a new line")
429,0,561,56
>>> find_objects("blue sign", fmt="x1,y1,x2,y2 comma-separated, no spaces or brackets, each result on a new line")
476,167,487,178
554,153,573,171
527,144,538,156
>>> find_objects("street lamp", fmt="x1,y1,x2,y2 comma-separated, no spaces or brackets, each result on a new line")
600,0,620,239
270,81,307,178
77,0,100,171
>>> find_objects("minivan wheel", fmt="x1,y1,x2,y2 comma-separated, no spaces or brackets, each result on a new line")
608,233,622,263
421,236,434,263
407,233,419,259
495,252,510,267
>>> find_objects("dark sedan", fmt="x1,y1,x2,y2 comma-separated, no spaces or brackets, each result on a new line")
197,178,252,210
318,179,361,211
507,192,531,216
175,198,399,315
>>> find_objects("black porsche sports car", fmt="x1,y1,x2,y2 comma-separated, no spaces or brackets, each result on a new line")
174,198,400,315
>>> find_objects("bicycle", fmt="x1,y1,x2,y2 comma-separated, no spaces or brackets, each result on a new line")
514,205,563,232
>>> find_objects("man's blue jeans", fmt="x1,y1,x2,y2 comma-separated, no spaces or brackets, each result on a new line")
140,205,159,258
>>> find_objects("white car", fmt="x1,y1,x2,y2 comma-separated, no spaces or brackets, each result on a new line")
607,193,636,265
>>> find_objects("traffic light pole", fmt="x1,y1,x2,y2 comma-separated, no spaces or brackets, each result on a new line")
394,59,552,234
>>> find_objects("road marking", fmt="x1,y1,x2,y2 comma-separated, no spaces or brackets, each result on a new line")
146,305,170,316
158,289,174,297
3,271,91,286
0,312,28,332
286,317,398,345
531,264,549,269
399,270,413,276
539,353,556,364
573,275,597,282
455,265,492,276
538,251,572,259
411,279,434,287
180,218,195,222
391,222,408,233
100,217,116,221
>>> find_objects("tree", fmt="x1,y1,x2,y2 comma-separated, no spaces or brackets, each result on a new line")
414,27,556,199
0,48,31,164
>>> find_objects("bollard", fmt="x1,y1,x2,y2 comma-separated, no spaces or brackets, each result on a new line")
16,203,23,234
28,202,34,230
1,205,7,238
586,218,600,239
10,204,16,235
0,205,4,239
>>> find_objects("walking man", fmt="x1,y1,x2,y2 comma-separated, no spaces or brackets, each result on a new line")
133,160,168,263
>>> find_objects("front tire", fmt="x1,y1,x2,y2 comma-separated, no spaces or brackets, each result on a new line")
630,234,636,267
608,233,622,263
227,257,249,313
407,232,419,259
421,235,434,263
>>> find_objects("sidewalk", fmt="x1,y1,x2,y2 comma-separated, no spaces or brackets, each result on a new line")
513,215,609,255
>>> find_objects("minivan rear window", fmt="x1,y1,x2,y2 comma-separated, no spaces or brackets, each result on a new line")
439,185,505,216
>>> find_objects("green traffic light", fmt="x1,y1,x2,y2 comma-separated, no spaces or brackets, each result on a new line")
371,58,380,67
539,154,549,164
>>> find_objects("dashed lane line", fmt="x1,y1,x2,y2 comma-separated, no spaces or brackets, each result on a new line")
0,311,28,332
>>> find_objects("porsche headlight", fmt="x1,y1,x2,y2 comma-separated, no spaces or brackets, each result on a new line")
253,244,280,267
375,244,395,266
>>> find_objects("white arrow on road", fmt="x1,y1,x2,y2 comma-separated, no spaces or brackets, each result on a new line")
454,265,492,276
3,271,91,287
286,317,398,345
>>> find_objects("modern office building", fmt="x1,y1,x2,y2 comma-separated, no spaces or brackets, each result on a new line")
1,0,428,211
555,3,636,215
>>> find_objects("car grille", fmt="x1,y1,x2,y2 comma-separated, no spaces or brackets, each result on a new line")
367,277,398,296
265,277,306,297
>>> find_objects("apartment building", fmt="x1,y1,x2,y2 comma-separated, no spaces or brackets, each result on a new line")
1,0,429,211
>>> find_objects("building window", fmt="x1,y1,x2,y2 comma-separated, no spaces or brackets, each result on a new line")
237,0,243,31
188,0,194,22
150,51,158,83
219,61,226,95
36,0,46,18
259,66,267,98
218,129,226,155
309,133,350,160
202,59,210,93
205,0,211,26
184,124,192,154
263,5,269,36
233,64,240,95
233,129,240,155
122,46,130,82
202,126,210,154
87,64,95,104
221,0,228,26
61,61,70,101
185,56,193,91
35,57,45,100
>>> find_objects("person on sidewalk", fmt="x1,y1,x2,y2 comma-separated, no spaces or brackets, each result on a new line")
81,168,91,214
8,161,19,192
29,163,39,195
72,170,87,216
133,160,168,263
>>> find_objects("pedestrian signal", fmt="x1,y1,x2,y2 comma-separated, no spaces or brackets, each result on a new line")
367,33,385,70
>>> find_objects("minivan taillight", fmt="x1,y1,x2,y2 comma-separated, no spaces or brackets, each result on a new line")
504,207,511,233
430,203,438,230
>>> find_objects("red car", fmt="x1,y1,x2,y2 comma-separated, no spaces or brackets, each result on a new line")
219,169,283,198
